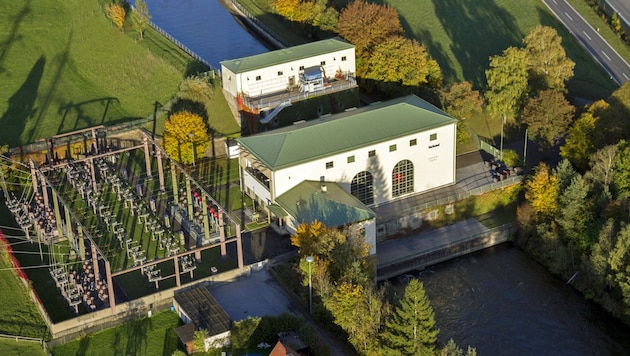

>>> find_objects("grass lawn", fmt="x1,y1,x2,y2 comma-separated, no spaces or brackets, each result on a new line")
49,309,183,356
0,0,203,148
377,0,617,100
0,338,46,356
0,240,48,339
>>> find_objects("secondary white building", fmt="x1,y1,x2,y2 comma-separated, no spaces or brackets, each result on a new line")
237,95,457,254
220,37,356,109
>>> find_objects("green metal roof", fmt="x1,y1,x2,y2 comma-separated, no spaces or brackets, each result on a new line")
276,181,375,227
220,38,354,74
237,95,457,170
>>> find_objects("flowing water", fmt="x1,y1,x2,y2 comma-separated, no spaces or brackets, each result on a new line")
145,0,272,69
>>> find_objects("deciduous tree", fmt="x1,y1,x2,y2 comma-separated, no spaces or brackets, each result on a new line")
130,0,151,39
379,279,438,355
105,3,126,32
521,89,575,149
440,81,483,143
525,163,559,220
485,47,528,121
439,338,477,356
163,110,210,165
523,25,575,91
337,1,403,57
364,36,442,90
609,224,630,317
560,112,599,171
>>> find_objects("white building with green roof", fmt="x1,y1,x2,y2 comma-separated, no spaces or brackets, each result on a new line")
220,38,356,109
237,95,457,254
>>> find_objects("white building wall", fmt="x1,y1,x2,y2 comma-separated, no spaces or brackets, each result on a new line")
221,48,356,99
271,122,456,205
243,170,272,205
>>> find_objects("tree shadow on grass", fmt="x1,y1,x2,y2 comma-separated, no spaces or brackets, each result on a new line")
0,0,30,74
0,55,45,147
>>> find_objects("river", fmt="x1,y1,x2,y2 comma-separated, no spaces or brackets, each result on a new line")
143,3,630,354
144,0,272,69
417,243,630,355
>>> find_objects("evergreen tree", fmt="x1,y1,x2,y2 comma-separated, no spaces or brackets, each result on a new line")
379,279,438,355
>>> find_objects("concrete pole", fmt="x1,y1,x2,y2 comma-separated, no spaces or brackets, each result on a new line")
186,177,193,220
143,136,152,178
156,148,165,192
106,261,116,315
52,190,63,240
40,173,49,208
77,226,86,260
91,243,99,279
30,160,39,196
219,210,226,256
171,162,178,205
236,224,243,273
174,255,181,287
202,194,210,241
89,157,97,193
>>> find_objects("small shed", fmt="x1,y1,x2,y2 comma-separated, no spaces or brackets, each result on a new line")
173,285,231,354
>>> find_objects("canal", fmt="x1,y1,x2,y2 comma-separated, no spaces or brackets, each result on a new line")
144,0,272,70
144,2,630,354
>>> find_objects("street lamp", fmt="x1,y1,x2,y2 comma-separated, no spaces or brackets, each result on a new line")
188,132,196,167
305,255,314,315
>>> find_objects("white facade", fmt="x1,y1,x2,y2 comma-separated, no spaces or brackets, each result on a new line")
221,42,356,100
270,125,456,205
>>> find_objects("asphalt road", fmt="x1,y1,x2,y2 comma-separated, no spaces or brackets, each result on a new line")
543,0,630,85
606,0,630,29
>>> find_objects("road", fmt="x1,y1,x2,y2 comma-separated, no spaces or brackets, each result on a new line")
607,0,630,30
543,0,630,85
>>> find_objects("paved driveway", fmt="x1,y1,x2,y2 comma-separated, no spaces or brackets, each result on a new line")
210,269,301,322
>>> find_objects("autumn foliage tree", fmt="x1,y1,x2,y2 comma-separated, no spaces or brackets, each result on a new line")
440,81,484,143
560,112,599,170
523,25,575,92
105,2,126,32
485,46,528,122
337,1,404,58
163,110,210,165
521,89,575,150
130,0,151,39
525,162,559,220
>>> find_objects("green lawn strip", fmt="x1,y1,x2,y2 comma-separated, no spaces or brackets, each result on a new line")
0,0,195,147
49,309,183,356
0,247,48,338
378,0,615,99
566,0,630,62
0,338,46,356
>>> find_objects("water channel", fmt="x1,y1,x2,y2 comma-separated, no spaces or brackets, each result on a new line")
144,0,273,70
144,2,630,354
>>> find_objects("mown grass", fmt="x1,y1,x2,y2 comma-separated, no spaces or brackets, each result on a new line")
49,309,183,356
0,0,202,148
0,240,48,339
0,338,46,356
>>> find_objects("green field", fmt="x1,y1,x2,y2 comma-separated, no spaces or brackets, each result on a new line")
0,0,203,148
49,310,183,356
377,0,617,100
0,338,46,356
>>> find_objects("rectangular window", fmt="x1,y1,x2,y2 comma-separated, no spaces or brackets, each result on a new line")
277,71,283,76
410,139,417,146
320,61,326,66
347,155,355,163
368,150,376,158
389,144,397,152
326,161,334,169
299,65,305,71
430,133,437,141
255,75,261,81
341,56,347,61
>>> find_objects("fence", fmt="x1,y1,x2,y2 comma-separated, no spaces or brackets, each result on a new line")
229,0,290,49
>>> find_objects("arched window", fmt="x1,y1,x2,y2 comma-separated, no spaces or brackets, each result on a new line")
351,171,374,205
392,160,414,197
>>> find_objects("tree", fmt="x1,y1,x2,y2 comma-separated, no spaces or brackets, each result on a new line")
560,112,599,171
105,3,126,32
379,279,439,355
275,0,301,21
521,89,575,149
523,25,575,91
439,339,477,356
163,110,210,165
556,174,594,250
193,329,209,352
337,1,403,57
524,163,559,220
178,75,215,109
609,225,630,317
614,141,630,199
440,82,484,143
130,0,151,39
364,36,442,90
586,144,619,191
485,46,529,121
